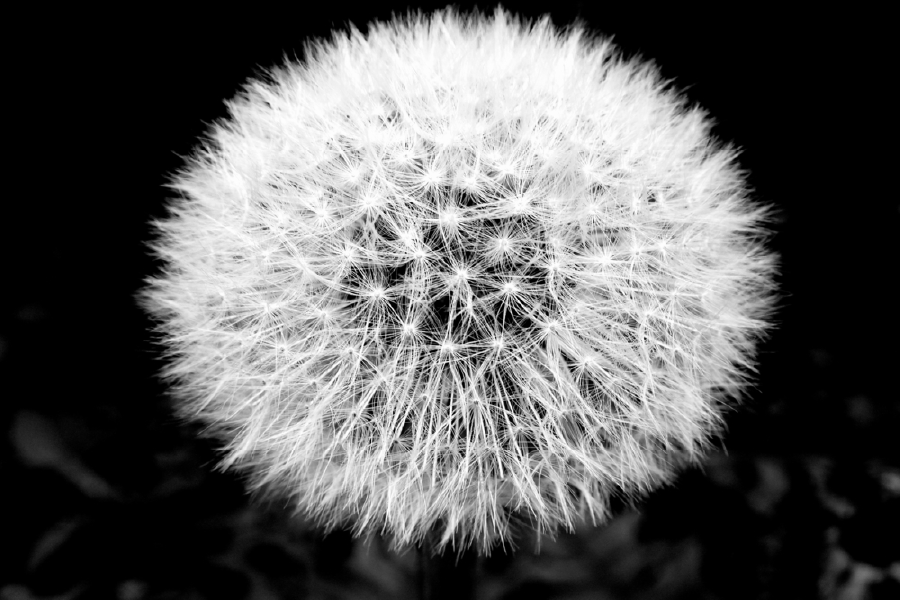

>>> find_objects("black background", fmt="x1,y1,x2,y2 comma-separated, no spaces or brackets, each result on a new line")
3,2,897,599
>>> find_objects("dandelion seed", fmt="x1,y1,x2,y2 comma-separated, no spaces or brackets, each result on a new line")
366,285,388,302
438,205,461,231
508,193,531,215
458,170,483,193
411,246,430,262
439,338,459,355
401,320,419,338
501,281,520,296
490,334,505,350
420,164,446,189
343,164,366,186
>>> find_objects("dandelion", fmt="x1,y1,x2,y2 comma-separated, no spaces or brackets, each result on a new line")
139,7,780,555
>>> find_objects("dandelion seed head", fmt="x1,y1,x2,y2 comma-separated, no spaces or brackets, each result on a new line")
421,165,445,188
359,189,383,212
458,170,482,193
508,193,531,215
501,281,520,296
366,285,387,302
438,205,461,229
439,339,459,355
140,6,780,556
401,320,418,337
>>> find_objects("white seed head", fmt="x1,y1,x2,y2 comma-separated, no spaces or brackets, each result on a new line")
140,7,780,555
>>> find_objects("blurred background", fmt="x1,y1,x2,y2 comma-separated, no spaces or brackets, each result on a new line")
2,2,897,599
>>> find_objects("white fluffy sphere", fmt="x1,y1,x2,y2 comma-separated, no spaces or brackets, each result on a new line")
140,7,779,554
